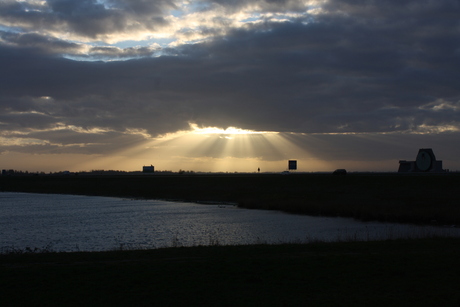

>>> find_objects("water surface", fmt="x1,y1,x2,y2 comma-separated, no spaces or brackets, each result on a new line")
1,192,457,252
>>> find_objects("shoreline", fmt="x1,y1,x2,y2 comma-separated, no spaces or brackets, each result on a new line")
1,173,459,225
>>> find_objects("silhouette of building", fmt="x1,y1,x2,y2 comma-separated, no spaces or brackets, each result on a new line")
288,160,297,170
398,148,444,173
142,165,154,173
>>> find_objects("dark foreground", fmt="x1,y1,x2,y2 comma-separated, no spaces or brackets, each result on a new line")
1,238,460,306
1,173,460,225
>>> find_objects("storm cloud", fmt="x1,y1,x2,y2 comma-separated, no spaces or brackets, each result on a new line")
1,0,459,171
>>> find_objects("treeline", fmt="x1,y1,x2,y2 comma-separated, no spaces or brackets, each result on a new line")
1,169,177,176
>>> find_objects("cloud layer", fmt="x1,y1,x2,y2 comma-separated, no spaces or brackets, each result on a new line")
1,0,459,171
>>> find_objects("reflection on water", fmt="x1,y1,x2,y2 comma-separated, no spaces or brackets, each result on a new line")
1,192,458,252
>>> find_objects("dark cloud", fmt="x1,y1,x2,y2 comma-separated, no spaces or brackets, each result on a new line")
0,0,174,40
199,0,310,13
0,31,83,54
0,0,459,167
46,0,126,38
86,45,158,59
0,130,147,155
106,0,176,15
0,30,159,59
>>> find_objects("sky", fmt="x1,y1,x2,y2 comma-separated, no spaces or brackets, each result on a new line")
1,0,459,173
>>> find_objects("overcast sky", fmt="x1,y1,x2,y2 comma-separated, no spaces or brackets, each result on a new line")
1,0,459,172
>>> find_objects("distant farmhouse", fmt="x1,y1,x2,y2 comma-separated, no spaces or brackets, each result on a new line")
142,165,154,173
398,148,445,173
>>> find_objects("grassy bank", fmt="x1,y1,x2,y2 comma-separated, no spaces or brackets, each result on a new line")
1,238,460,306
1,173,460,225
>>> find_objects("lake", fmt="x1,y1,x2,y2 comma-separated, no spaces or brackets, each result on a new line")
1,192,458,252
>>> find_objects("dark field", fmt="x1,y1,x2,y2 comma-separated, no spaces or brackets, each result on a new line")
1,173,459,225
2,238,460,306
2,174,460,306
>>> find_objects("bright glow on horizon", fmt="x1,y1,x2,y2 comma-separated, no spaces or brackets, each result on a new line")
189,123,278,136
4,123,459,174
67,123,314,172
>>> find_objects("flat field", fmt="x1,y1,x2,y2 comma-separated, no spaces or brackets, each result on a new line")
1,173,459,225
1,238,460,306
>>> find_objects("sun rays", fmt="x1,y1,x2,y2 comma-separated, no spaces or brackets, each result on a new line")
71,123,317,172
64,122,436,173
34,121,426,173
15,122,451,173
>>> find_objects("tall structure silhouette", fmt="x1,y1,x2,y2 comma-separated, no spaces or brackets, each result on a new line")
398,149,444,173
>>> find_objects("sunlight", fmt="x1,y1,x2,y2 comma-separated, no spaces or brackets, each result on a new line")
189,123,277,136
10,123,423,173
140,124,318,172
69,123,336,173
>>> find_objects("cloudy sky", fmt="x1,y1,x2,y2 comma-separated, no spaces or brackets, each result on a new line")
1,0,459,173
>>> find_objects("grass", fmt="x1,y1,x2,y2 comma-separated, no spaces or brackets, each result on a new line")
1,238,460,306
2,174,460,305
1,173,460,225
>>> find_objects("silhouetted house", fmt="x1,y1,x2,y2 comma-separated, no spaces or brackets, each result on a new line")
398,148,444,173
143,165,154,173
